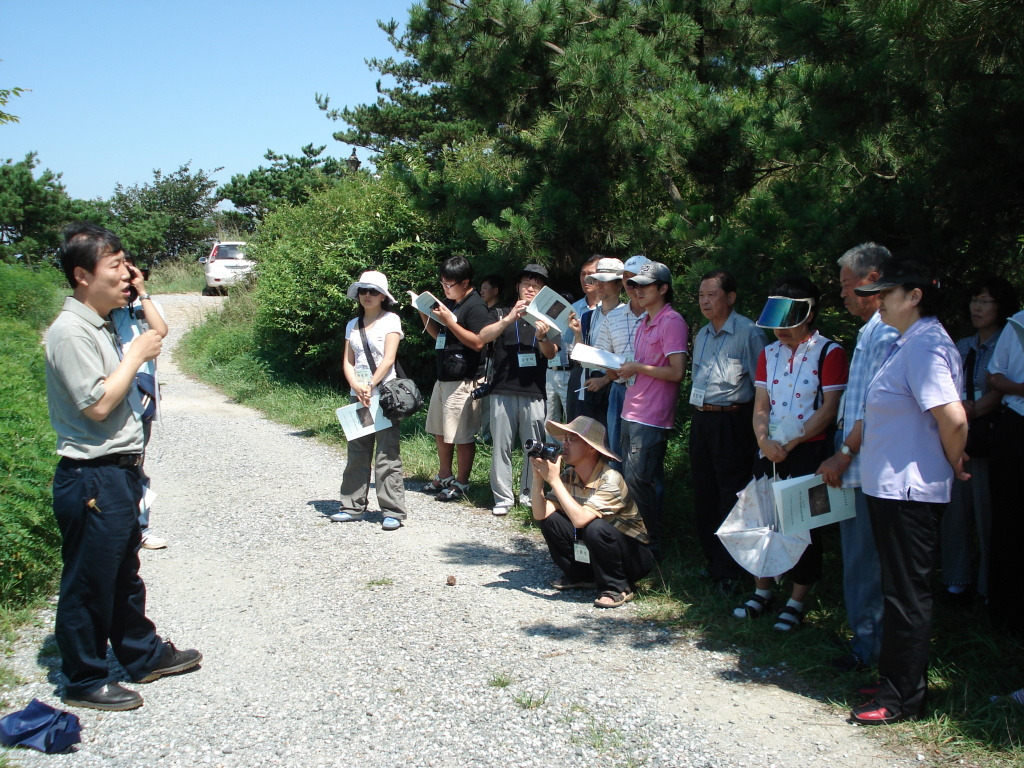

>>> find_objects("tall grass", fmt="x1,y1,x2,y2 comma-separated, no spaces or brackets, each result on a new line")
175,287,1024,766
147,258,205,294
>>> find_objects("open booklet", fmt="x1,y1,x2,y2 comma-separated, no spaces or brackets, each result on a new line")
570,343,625,371
523,286,573,339
407,290,447,326
335,396,394,442
772,473,857,535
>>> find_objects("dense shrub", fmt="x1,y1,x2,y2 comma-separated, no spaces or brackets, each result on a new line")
0,265,65,608
249,171,443,388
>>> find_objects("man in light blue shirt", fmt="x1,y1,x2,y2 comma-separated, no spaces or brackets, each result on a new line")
817,243,898,670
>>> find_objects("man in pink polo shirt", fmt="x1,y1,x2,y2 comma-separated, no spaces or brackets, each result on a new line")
616,261,688,549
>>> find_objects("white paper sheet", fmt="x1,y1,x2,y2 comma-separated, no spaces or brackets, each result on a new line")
570,343,625,371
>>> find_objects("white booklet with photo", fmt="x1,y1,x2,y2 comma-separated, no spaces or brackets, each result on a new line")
772,473,857,535
570,343,625,371
523,286,573,339
335,396,394,442
407,290,447,326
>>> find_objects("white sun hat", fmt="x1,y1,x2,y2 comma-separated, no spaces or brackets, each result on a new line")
346,270,398,305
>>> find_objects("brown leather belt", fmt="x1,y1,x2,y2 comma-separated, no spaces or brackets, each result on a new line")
693,402,750,413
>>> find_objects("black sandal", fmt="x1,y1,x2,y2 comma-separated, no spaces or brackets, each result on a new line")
773,604,804,631
733,593,774,619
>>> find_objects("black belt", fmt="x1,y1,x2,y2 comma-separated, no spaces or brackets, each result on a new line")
693,402,752,413
549,365,572,371
60,453,143,468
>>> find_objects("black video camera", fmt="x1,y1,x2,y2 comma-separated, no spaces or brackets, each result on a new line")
471,380,495,400
524,438,561,462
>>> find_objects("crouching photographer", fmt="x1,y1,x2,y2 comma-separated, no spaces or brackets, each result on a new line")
530,416,654,608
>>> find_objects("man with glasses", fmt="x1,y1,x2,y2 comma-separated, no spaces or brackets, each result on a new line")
529,416,654,609
477,265,559,515
615,261,688,551
416,255,491,501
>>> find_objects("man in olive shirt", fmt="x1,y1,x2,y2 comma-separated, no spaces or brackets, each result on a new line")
688,269,767,589
46,224,201,711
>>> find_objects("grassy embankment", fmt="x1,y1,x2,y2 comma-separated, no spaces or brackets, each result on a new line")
0,265,68,705
177,283,1024,767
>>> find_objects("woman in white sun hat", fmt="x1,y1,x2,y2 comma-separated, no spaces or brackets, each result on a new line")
332,270,408,530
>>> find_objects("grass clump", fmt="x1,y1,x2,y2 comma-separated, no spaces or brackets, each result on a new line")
487,672,514,688
147,258,205,294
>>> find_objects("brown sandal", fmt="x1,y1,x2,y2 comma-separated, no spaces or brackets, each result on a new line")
594,590,633,608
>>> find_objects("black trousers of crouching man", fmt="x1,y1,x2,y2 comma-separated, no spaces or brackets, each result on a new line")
537,510,654,594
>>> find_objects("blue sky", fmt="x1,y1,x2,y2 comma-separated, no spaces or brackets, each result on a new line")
2,0,417,200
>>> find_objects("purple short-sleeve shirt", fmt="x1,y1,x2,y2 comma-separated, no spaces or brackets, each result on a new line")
861,317,963,503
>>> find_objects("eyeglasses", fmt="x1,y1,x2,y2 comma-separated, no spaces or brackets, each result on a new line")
562,434,579,445
357,287,381,297
440,278,460,289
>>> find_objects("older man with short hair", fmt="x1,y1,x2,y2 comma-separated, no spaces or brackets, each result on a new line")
817,242,897,670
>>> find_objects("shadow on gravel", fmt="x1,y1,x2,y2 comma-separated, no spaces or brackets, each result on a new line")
437,539,546,568
307,499,337,517
519,615,667,651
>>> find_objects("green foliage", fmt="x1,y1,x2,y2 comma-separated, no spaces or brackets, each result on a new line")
146,258,205,295
248,168,439,385
218,144,351,227
108,162,222,264
324,0,1024,303
0,154,74,265
0,63,25,125
0,265,64,609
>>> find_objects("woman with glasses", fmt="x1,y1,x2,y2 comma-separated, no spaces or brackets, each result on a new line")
733,276,847,631
940,274,1019,604
332,270,408,530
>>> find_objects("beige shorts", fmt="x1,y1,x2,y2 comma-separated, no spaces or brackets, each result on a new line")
425,378,483,444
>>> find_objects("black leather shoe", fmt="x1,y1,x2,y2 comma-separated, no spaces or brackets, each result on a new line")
63,682,143,711
138,642,203,683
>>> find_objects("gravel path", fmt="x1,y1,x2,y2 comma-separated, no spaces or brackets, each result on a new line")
2,294,921,767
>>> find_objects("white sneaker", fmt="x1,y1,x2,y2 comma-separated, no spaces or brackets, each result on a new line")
141,535,168,550
491,504,511,516
518,493,531,506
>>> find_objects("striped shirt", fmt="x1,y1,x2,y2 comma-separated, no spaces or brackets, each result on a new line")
553,460,650,543
839,312,899,488
594,302,645,360
690,312,766,405
957,329,1002,401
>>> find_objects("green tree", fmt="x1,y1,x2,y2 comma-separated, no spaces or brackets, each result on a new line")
109,163,221,262
0,154,72,264
218,144,349,227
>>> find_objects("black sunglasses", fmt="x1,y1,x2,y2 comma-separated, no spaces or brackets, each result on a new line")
357,287,381,297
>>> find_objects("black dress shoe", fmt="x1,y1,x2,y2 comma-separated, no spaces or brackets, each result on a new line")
137,642,203,683
829,652,868,672
63,682,143,711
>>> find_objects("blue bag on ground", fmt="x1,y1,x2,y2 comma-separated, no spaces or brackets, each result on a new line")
0,699,82,753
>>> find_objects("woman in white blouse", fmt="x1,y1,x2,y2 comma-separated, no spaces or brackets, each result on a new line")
332,270,408,530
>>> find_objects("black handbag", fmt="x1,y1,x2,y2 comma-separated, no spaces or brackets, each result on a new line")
964,348,995,457
357,315,423,420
